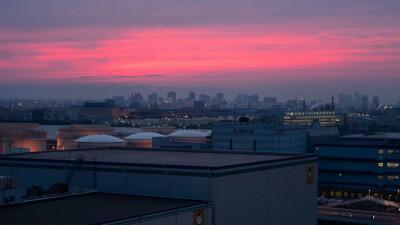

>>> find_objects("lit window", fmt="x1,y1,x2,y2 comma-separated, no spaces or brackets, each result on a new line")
378,175,383,180
378,162,384,167
387,163,399,168
388,150,400,155
388,176,399,180
378,149,384,154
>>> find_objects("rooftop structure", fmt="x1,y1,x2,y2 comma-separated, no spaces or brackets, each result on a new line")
0,192,210,225
75,135,125,143
168,130,208,138
125,132,166,140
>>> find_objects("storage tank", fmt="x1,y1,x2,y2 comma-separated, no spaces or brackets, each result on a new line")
124,132,166,148
0,123,47,154
74,135,125,148
167,130,208,143
57,125,114,150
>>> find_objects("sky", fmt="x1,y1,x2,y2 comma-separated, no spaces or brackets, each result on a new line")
0,0,400,102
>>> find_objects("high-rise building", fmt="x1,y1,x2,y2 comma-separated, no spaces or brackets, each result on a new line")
235,94,243,105
167,92,176,103
189,92,196,102
354,92,361,109
371,96,380,110
263,97,277,105
128,93,143,105
216,93,224,105
297,99,306,111
148,93,158,105
199,94,211,106
247,94,259,108
338,94,353,109
112,96,125,107
243,94,249,104
361,95,368,112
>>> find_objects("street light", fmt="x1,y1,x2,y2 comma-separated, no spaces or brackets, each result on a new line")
374,194,378,211
369,189,371,197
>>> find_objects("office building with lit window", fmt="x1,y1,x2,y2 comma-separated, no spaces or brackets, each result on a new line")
284,111,343,127
316,132,400,201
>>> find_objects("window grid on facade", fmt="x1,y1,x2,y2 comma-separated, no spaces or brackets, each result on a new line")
387,163,399,168
388,150,400,155
387,176,399,180
378,162,383,167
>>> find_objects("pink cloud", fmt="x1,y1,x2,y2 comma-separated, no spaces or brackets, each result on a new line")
1,26,399,85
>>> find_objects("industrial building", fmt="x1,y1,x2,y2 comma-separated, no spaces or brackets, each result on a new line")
284,111,343,127
0,123,47,154
0,147,318,225
0,192,211,225
212,121,307,153
317,132,400,200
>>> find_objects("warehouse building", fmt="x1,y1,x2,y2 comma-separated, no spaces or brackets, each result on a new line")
212,121,307,153
0,147,317,225
0,192,211,225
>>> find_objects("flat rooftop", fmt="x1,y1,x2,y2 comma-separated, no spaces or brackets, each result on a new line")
1,148,315,169
0,192,205,225
341,132,400,140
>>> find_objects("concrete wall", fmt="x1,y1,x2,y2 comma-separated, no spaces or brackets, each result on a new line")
212,161,318,225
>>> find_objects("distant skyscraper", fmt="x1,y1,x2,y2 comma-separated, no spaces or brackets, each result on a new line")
263,97,277,105
128,93,143,104
248,94,259,108
216,93,224,104
354,92,361,109
235,94,243,105
361,95,368,112
199,94,211,105
338,94,353,109
167,91,176,103
112,96,125,107
297,99,306,111
189,92,196,102
148,93,158,105
371,96,379,110
243,94,249,104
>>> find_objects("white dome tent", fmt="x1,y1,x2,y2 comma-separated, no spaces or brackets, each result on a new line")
74,134,125,148
124,132,166,148
168,130,208,143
